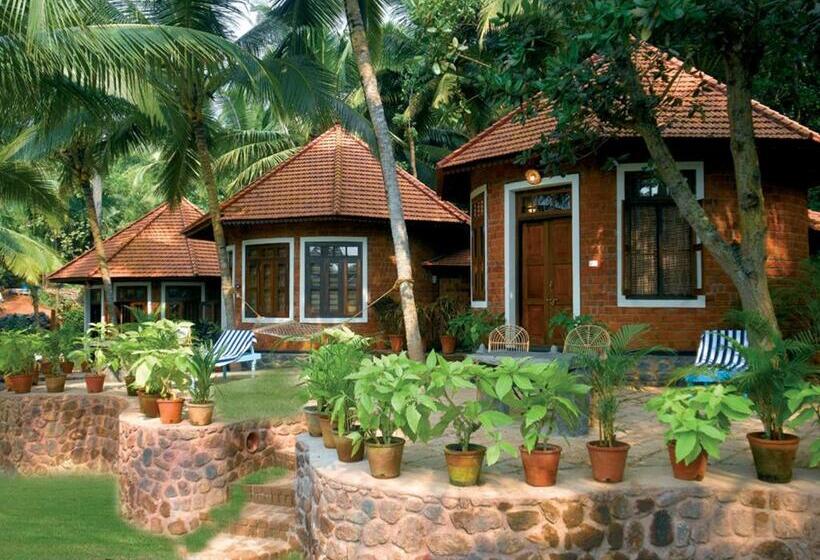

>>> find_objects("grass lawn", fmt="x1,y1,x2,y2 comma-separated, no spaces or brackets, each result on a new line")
213,366,305,422
0,474,178,560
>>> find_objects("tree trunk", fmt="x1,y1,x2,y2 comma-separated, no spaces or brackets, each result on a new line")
345,0,425,360
81,178,116,323
192,117,236,329
31,285,41,330
407,124,418,178
91,173,103,224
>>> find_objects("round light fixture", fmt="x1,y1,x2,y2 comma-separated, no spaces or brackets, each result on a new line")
524,169,541,185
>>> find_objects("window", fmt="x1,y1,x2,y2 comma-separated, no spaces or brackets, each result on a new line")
303,241,364,320
622,168,698,299
470,187,487,305
114,284,149,323
164,284,203,322
87,286,103,325
244,242,290,319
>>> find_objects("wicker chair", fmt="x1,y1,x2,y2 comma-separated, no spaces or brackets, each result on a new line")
488,324,530,352
563,324,611,357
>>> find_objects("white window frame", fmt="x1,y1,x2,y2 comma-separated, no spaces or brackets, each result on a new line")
616,161,705,308
300,236,368,324
221,244,235,329
504,174,581,327
113,281,152,323
84,284,105,328
160,281,206,320
241,238,295,324
470,185,489,309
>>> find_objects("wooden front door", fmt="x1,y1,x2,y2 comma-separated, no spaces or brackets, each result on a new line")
518,188,573,346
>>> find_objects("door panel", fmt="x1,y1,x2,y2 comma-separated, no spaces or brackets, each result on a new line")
521,222,547,343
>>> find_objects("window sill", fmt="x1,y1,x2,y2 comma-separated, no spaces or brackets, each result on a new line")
300,316,368,324
616,295,705,309
241,316,293,324
471,300,488,309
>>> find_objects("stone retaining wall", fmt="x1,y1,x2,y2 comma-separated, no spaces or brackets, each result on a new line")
119,413,305,535
294,435,819,560
0,391,128,474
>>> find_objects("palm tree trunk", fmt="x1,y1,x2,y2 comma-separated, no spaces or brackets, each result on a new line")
407,124,418,178
192,117,236,328
345,0,424,360
81,178,116,323
31,285,41,330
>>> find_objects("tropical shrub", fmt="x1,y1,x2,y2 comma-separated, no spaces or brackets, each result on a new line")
0,330,42,375
447,309,503,351
373,297,403,335
187,341,222,404
646,385,753,464
547,310,604,340
785,383,820,467
300,330,368,415
424,296,465,340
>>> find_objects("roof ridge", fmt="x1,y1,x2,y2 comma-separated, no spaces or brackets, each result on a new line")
332,126,343,214
344,131,470,223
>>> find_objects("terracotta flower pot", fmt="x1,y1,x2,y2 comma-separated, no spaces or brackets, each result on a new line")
303,405,323,437
318,414,336,448
138,391,161,418
440,334,457,355
157,398,185,424
334,432,365,463
747,432,800,483
188,402,215,426
40,361,53,376
59,361,74,375
444,443,486,486
45,375,67,393
84,375,105,394
365,437,405,479
587,440,630,483
520,444,562,487
124,375,138,397
667,442,707,481
388,334,404,353
7,374,34,394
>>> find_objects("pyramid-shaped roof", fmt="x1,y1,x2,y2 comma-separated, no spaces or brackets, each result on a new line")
185,125,468,238
438,46,820,171
49,199,220,283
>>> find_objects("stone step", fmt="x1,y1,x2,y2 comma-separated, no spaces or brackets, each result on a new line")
227,503,295,539
184,534,299,560
234,474,296,507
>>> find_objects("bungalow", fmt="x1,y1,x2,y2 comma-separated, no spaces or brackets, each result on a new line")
48,199,221,327
436,52,820,350
184,125,469,346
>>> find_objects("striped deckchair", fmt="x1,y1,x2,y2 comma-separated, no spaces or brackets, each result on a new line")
685,329,749,384
214,329,261,379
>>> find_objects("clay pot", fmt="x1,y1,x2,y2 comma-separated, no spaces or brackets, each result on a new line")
318,414,336,448
440,334,457,355
334,432,365,463
138,391,161,418
124,374,138,397
388,334,404,353
587,440,630,483
80,361,89,373
60,361,74,375
188,402,215,426
7,374,34,394
444,443,486,486
157,398,185,424
39,361,53,376
303,405,323,437
365,437,405,479
667,442,707,481
45,375,67,393
747,432,800,483
84,374,105,393
520,444,562,487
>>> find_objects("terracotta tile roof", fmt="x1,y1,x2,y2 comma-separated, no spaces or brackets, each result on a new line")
48,199,220,283
423,248,470,268
810,210,820,232
185,125,468,237
438,46,820,171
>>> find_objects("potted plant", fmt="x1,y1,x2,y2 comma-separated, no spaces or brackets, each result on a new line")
42,331,67,393
447,310,504,352
576,324,661,483
133,346,191,424
646,384,753,481
728,316,816,483
484,358,590,486
69,330,109,393
348,353,434,478
427,297,463,354
187,341,222,426
426,353,511,486
374,297,404,353
0,330,38,393
329,383,363,463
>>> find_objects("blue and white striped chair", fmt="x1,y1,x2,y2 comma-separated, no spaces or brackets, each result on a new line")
213,329,262,379
685,329,748,384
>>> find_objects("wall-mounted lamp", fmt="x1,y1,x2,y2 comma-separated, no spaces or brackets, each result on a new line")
524,169,541,185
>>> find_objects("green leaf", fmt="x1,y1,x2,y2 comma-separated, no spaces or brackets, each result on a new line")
479,410,513,428
524,405,547,427
485,444,501,466
512,374,533,390
675,431,697,463
406,404,421,433
495,374,513,399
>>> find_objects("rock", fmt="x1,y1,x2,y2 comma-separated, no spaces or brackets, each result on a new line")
167,520,187,535
607,522,624,549
563,503,585,528
568,523,604,551
731,507,754,537
540,501,560,524
650,510,673,547
772,513,801,539
497,533,529,555
422,504,445,524
426,530,472,555
507,509,542,531
751,540,794,560
635,498,655,516
591,503,611,525
739,490,767,509
675,521,691,547
360,519,391,546
377,499,403,524
611,496,631,520
637,550,660,560
394,516,430,553
451,508,503,534
679,499,708,520
334,522,361,542
626,520,644,552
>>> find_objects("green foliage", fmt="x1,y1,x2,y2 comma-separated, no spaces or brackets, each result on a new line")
482,358,590,460
300,337,367,414
646,385,753,465
373,297,404,335
727,312,818,440
0,312,49,331
187,341,222,404
785,384,820,467
769,257,820,336
547,311,604,340
447,309,504,351
576,324,665,446
124,320,194,397
0,329,43,374
424,295,465,339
